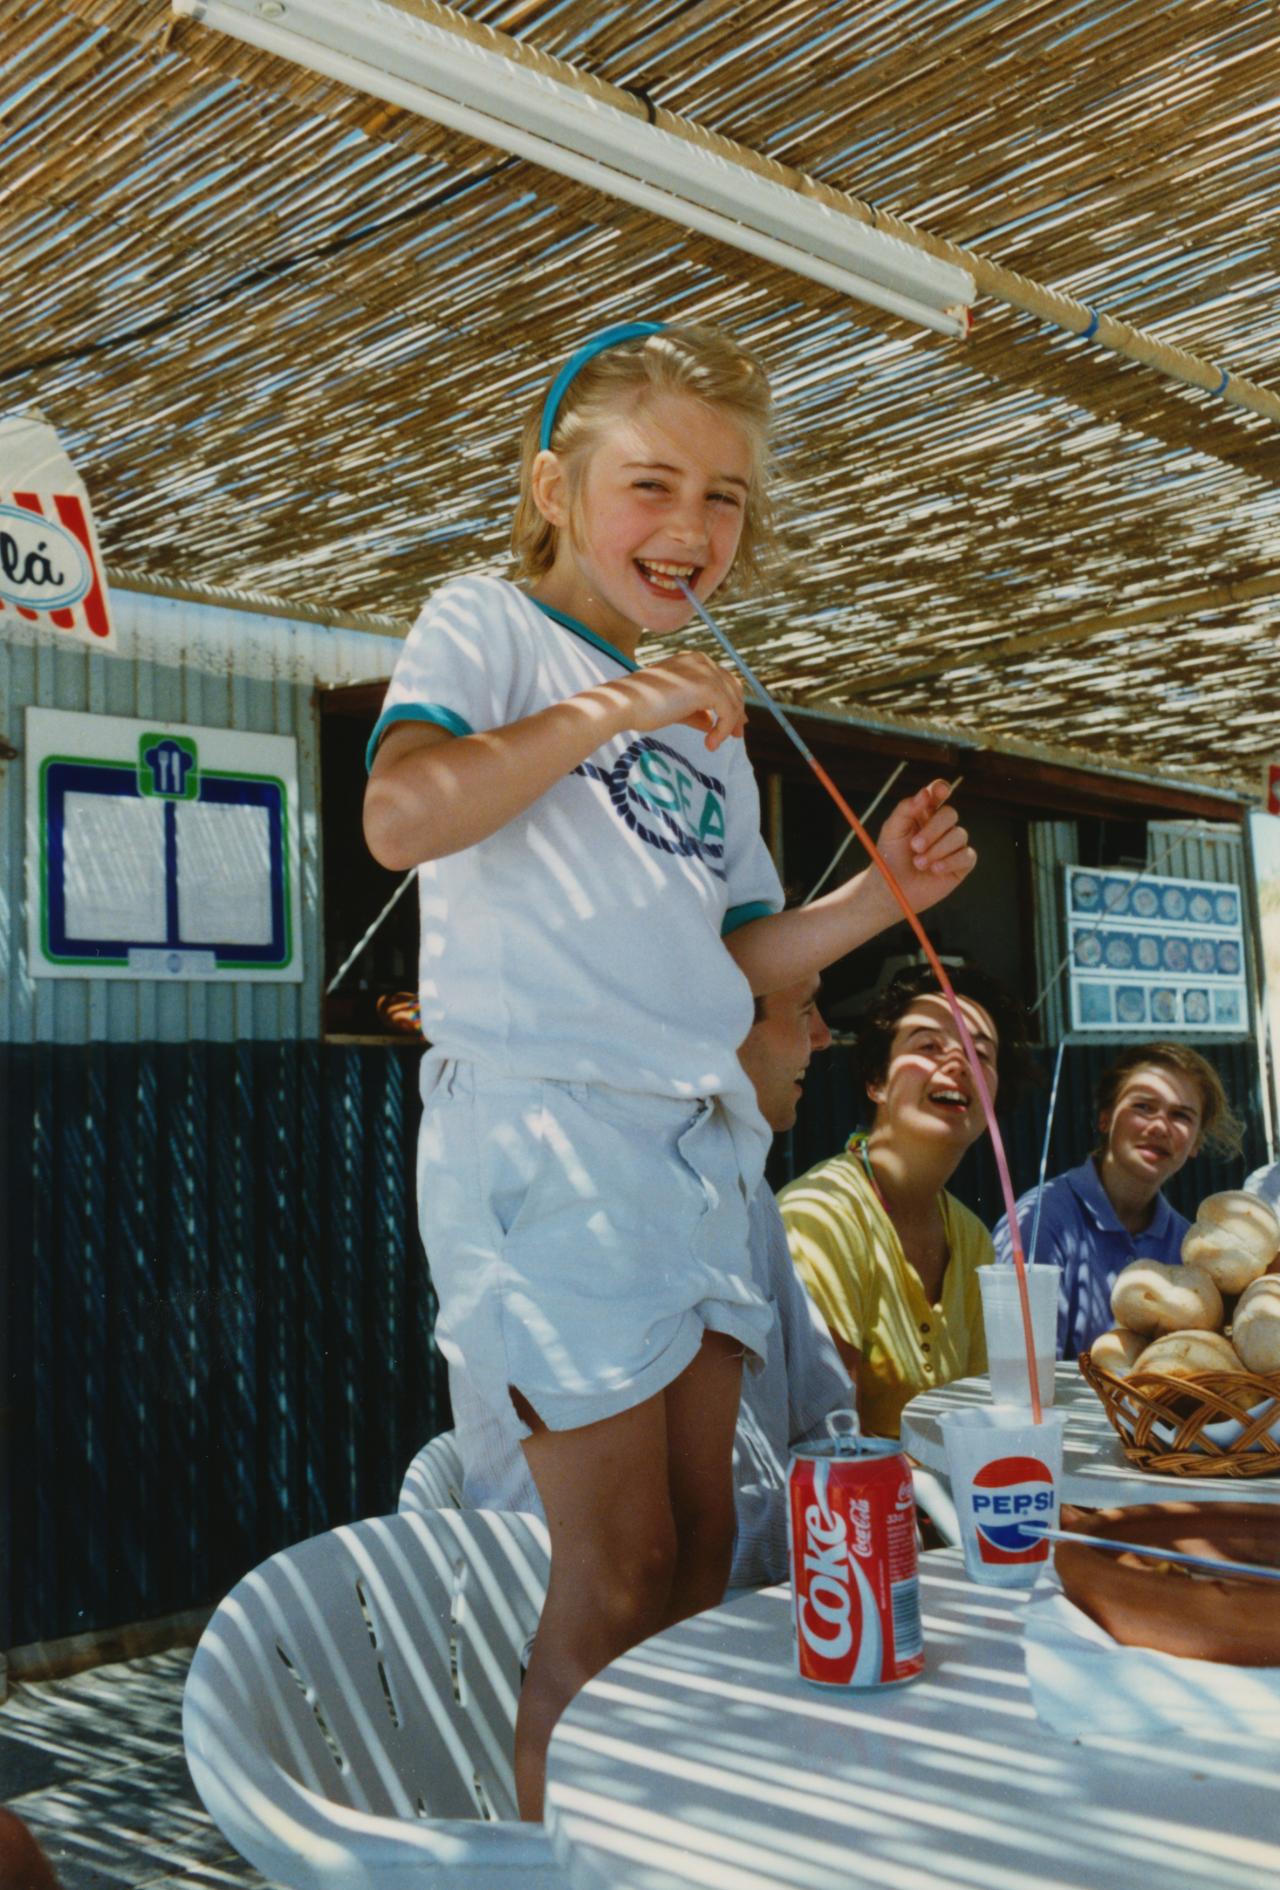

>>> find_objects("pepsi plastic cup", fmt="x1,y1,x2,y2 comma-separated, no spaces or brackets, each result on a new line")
941,1407,1068,1588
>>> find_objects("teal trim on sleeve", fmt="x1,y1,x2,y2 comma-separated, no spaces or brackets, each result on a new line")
722,900,776,937
529,598,638,672
365,703,473,773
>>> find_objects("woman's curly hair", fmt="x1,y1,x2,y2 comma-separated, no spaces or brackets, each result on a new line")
852,963,1039,1115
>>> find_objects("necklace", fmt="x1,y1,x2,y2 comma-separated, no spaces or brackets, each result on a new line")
850,1133,952,1299
847,1132,888,1210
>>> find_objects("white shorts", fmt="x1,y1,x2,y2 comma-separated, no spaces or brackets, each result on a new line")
417,1058,774,1436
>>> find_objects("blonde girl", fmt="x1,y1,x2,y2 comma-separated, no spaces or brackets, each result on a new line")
364,320,974,1814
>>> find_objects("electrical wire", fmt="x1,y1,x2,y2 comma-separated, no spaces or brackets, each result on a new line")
802,761,906,904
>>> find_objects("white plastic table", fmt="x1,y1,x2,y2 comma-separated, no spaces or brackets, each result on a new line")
544,1552,1279,1890
900,1361,1280,1508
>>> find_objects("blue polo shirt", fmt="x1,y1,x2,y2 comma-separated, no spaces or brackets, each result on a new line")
992,1160,1190,1359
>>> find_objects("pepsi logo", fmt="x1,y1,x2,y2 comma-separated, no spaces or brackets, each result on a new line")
970,1454,1054,1562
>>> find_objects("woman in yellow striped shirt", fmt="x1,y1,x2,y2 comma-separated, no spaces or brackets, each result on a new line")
779,966,1033,1437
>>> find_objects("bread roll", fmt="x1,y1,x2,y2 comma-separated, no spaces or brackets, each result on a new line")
1110,1259,1223,1336
1090,1326,1147,1378
1195,1188,1280,1248
1132,1330,1244,1378
1231,1275,1280,1373
1181,1190,1280,1294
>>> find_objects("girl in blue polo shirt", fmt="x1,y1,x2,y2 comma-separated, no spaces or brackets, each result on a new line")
993,1041,1242,1357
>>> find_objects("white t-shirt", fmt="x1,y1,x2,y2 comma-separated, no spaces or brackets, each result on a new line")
370,575,783,1102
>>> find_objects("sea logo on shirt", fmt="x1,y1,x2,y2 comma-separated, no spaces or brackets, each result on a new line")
970,1455,1054,1563
575,737,727,877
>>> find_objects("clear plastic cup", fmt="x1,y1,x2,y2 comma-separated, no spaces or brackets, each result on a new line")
941,1406,1068,1588
979,1263,1060,1408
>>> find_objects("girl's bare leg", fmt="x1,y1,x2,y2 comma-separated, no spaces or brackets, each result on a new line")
514,1330,744,1819
515,1389,677,1821
661,1329,744,1623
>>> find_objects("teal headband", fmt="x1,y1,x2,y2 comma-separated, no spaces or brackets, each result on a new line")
538,321,666,452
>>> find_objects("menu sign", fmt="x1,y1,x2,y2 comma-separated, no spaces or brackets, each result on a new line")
1065,866,1247,1036
26,708,302,982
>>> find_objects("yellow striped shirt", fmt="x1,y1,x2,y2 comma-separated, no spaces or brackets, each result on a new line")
778,1151,992,1438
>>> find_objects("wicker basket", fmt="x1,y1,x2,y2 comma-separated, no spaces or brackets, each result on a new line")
1078,1351,1280,1478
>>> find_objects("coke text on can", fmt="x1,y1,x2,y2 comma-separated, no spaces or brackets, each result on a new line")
787,1432,924,1688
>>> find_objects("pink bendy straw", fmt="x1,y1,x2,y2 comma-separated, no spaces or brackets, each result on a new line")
677,579,1043,1425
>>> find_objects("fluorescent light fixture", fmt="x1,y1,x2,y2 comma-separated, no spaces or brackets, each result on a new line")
172,0,975,336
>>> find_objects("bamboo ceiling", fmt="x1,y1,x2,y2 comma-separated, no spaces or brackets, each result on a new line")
4,0,1280,794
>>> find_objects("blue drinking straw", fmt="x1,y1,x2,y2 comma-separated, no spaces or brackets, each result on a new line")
1032,1525,1280,1583
1027,1036,1068,1267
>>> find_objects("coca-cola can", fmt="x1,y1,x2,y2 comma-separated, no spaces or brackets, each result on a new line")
787,1414,924,1688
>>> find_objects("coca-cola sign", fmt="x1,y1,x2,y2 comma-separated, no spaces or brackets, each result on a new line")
0,416,114,643
849,1494,874,1560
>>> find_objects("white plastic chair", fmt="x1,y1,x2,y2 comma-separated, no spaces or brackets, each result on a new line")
183,1509,558,1890
400,1427,466,1513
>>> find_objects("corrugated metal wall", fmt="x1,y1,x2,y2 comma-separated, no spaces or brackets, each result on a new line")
3,1039,446,1647
0,588,402,1045
1147,819,1244,888
2,596,455,1654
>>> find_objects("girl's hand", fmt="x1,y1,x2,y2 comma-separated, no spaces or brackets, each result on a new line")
605,651,746,750
874,780,976,916
723,778,975,992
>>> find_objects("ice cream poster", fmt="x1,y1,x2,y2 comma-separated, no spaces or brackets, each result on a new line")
0,414,113,644
1064,864,1248,1036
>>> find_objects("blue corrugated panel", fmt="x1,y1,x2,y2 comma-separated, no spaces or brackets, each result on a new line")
5,1031,1267,1648
3,1041,447,1647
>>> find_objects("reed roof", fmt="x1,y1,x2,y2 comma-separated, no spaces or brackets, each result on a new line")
5,0,1280,796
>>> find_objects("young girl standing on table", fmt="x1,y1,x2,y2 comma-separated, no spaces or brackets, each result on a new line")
364,320,975,1816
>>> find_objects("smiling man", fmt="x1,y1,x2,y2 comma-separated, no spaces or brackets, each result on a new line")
779,965,1033,1438
993,1042,1242,1357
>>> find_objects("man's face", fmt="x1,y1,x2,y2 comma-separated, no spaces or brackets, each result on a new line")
739,976,832,1132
